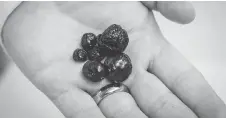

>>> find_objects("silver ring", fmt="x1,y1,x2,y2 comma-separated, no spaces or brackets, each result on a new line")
93,83,129,105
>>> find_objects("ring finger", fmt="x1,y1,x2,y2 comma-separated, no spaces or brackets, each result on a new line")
80,75,148,118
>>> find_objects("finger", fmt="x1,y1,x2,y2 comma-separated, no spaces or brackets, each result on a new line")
129,69,197,118
149,42,226,118
49,87,106,118
141,1,195,24
99,92,147,118
80,76,148,118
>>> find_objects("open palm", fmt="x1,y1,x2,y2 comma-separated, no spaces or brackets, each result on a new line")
2,1,226,118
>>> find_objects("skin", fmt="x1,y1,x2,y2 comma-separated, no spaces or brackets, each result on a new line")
1,1,226,118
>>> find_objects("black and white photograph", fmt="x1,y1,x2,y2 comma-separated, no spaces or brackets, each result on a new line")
0,1,225,118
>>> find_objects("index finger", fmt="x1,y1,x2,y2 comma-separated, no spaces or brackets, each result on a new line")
148,41,226,118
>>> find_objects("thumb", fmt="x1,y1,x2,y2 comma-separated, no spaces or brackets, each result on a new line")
142,1,196,24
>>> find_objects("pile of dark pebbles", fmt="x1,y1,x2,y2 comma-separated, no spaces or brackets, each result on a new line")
73,24,132,83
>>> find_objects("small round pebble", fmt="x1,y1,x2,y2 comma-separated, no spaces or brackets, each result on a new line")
82,60,106,82
104,53,132,82
73,48,87,62
81,33,97,51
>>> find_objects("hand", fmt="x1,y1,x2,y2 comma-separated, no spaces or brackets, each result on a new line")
2,1,226,118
